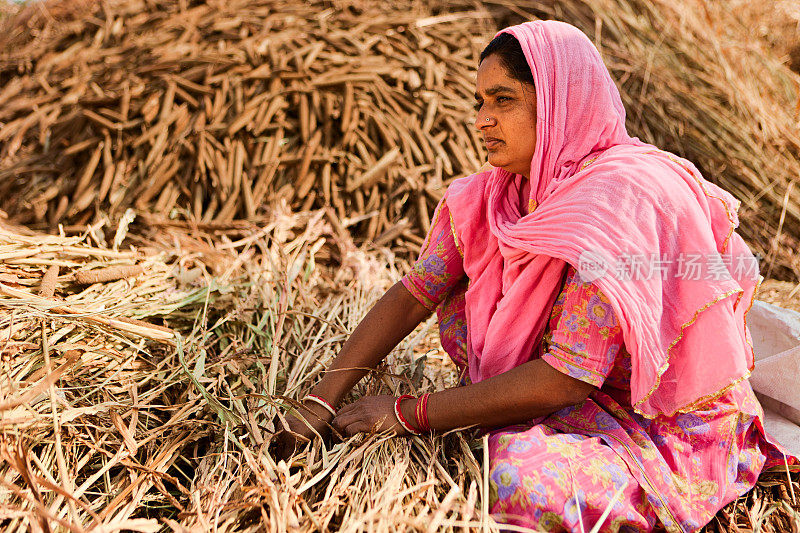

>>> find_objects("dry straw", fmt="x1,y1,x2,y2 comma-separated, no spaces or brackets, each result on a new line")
0,0,496,261
0,207,493,531
1,0,799,279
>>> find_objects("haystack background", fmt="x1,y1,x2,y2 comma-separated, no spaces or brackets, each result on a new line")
1,0,799,531
2,0,800,279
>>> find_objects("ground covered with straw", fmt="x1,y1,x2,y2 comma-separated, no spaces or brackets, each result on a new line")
0,209,494,530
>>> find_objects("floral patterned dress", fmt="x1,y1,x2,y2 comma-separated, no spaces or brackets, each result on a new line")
401,195,793,532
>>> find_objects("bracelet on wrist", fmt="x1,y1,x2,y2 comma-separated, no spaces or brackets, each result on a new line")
414,392,431,432
303,394,337,417
394,394,421,435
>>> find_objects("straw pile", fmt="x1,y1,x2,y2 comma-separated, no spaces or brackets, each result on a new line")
0,0,495,259
2,0,800,279
759,279,800,313
725,0,800,64
0,208,493,530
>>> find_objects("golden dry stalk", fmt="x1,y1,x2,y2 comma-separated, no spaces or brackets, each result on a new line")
1,0,799,279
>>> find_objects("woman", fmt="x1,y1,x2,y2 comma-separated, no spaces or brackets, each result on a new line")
276,20,795,532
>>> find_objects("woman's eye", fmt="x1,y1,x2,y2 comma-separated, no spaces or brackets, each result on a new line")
497,96,510,103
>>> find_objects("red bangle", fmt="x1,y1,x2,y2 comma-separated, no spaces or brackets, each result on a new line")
394,394,420,435
415,393,431,432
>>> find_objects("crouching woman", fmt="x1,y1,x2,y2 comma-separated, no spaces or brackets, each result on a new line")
276,20,796,532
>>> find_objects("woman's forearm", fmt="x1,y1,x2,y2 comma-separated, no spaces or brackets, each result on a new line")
311,281,432,407
402,358,595,432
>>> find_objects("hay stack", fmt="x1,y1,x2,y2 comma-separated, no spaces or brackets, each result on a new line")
0,208,492,530
2,0,800,279
0,0,494,259
2,1,799,529
0,214,226,529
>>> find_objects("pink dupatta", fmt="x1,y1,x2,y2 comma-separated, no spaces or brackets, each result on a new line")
441,20,759,417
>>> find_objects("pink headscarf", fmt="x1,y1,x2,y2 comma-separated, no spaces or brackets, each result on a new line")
442,20,759,417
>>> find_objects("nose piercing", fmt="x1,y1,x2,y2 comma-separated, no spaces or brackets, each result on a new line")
485,118,491,122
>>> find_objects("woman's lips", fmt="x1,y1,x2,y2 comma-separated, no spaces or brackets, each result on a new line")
485,138,503,150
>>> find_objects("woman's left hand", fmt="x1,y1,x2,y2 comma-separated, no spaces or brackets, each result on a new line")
332,395,409,437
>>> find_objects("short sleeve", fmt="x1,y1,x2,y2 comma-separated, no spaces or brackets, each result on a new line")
541,266,624,388
401,198,467,311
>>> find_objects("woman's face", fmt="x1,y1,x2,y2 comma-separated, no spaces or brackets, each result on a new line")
473,54,538,178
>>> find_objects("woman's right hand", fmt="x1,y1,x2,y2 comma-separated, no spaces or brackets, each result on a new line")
270,281,431,460
272,403,333,461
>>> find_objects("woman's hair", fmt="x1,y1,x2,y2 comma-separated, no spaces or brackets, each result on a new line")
479,33,535,86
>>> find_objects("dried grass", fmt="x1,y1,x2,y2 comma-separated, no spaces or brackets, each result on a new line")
0,207,499,531
0,0,496,260
757,279,800,313
1,0,800,279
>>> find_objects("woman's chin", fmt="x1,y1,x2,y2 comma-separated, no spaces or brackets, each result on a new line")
487,159,522,176
487,154,507,169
